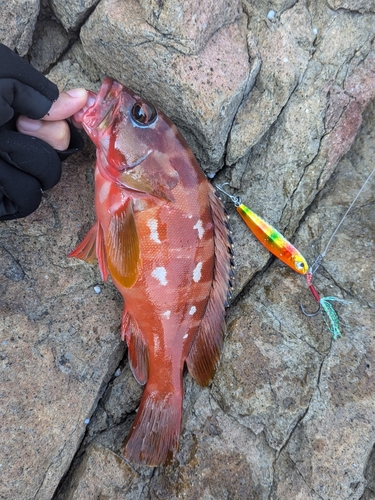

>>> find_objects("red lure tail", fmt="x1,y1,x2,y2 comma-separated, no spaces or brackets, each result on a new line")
122,385,182,466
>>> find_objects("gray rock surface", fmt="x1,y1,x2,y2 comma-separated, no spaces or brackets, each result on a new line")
0,0,39,55
80,0,252,173
49,0,99,32
0,1,374,499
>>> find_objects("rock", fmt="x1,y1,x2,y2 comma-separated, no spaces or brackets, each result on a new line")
0,0,39,56
327,0,375,12
137,0,242,54
46,42,104,92
1,2,375,498
49,0,98,32
0,152,126,499
29,16,70,73
56,444,140,500
80,0,252,173
223,3,375,293
227,1,316,165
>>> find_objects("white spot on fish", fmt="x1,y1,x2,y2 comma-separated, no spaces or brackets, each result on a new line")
152,267,168,286
193,220,204,239
189,306,196,315
99,181,111,203
183,334,188,339
162,310,171,319
147,218,161,244
193,262,202,283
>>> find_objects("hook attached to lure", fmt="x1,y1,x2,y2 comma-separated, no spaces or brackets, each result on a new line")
216,167,374,339
215,183,309,275
300,272,321,317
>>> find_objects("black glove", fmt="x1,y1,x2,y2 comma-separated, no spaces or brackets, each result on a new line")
0,43,83,221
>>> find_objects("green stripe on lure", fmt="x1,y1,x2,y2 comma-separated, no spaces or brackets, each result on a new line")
215,184,309,275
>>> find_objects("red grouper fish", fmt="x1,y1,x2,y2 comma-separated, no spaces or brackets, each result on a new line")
70,77,232,466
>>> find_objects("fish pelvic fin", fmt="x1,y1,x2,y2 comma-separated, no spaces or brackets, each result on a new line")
68,222,108,282
106,197,140,288
121,308,149,385
123,385,182,466
186,186,231,387
68,223,98,263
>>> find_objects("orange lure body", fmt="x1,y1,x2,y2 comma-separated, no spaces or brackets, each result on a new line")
70,78,231,465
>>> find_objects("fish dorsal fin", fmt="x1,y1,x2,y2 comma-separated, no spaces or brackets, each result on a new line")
121,308,149,385
186,186,231,387
68,222,109,282
106,197,141,288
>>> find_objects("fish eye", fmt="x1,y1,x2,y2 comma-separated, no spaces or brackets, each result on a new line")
131,101,157,127
295,261,305,271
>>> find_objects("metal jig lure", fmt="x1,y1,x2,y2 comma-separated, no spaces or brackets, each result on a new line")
216,167,375,339
215,183,309,275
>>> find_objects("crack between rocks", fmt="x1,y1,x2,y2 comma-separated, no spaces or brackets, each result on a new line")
36,423,79,499
275,404,310,460
1,245,29,280
288,456,325,500
51,354,127,499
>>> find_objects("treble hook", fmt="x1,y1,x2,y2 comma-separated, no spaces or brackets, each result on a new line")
300,272,321,317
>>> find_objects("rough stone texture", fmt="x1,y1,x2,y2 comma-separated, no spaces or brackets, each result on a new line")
0,152,125,499
1,1,375,499
29,17,70,73
327,0,375,12
137,0,242,54
49,0,99,32
221,2,375,294
227,1,316,165
0,0,39,55
80,0,253,174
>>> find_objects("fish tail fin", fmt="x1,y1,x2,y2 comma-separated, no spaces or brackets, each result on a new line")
122,385,182,466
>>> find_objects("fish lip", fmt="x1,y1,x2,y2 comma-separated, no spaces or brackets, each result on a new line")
82,77,122,131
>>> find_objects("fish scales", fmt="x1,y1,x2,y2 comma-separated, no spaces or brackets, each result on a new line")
70,78,231,466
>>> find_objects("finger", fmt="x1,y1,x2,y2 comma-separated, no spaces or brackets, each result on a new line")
16,116,71,151
43,88,88,121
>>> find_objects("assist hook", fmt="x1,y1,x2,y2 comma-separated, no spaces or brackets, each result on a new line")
300,272,321,317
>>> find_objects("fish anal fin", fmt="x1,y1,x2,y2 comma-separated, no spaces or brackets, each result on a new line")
122,308,149,385
106,198,140,288
68,223,98,263
123,385,182,466
186,186,231,387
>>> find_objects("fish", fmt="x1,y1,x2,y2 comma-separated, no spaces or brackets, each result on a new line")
216,184,309,275
69,77,232,466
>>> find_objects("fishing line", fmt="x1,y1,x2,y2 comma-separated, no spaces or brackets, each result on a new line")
309,166,375,276
215,166,375,339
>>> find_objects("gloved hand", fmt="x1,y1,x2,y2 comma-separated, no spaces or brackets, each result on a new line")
0,43,85,221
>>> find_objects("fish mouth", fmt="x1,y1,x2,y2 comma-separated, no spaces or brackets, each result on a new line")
82,77,123,131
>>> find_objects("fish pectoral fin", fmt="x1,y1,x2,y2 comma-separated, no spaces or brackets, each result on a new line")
106,198,141,288
68,222,109,282
186,187,232,387
122,308,149,385
68,222,98,263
